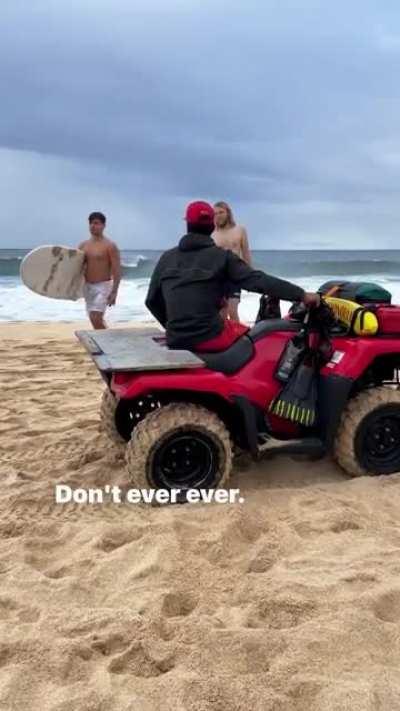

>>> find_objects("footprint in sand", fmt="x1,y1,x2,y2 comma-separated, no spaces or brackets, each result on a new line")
22,525,83,578
96,525,145,553
24,552,96,581
287,678,323,708
211,604,250,630
0,520,26,539
0,643,13,668
373,589,400,623
341,571,378,593
247,596,317,630
0,596,40,623
295,510,362,538
90,631,131,657
246,540,279,573
160,591,198,618
108,641,175,677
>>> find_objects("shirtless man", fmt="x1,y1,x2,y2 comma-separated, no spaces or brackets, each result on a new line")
78,212,121,329
212,201,251,321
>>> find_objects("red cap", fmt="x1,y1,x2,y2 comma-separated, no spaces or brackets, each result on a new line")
185,201,214,225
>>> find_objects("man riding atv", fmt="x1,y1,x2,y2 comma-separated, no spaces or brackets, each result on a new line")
145,201,320,351
75,210,400,501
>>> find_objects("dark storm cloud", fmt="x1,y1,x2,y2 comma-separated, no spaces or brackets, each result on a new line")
2,0,400,246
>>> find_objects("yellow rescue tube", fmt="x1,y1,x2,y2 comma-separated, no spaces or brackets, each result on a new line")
325,296,378,336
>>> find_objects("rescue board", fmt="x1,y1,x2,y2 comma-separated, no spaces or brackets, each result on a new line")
20,245,85,300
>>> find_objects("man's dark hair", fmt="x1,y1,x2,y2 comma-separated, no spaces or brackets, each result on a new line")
88,211,106,224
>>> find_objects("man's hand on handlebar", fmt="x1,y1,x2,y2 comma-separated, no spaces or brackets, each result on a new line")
302,292,321,308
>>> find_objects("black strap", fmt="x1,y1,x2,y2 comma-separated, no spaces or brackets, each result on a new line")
349,306,365,334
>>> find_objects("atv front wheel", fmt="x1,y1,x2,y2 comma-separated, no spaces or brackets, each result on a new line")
334,388,400,476
125,404,232,502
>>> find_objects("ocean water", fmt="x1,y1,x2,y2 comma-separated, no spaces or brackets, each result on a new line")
2,248,400,323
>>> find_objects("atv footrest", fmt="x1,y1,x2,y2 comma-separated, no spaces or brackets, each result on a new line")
258,436,326,460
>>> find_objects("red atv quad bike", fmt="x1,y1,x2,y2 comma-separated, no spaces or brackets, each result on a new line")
76,289,400,502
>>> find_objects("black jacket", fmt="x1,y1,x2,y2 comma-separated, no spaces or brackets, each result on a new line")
145,234,305,348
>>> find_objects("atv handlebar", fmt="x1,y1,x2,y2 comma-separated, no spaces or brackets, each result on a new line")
302,292,322,309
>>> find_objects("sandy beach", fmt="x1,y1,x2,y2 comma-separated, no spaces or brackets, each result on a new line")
1,321,400,710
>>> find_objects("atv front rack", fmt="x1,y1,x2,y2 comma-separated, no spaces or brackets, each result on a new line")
75,328,204,372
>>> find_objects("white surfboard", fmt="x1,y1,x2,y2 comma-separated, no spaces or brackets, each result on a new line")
20,245,85,301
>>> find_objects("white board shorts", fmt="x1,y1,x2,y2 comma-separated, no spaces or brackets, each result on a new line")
83,280,113,313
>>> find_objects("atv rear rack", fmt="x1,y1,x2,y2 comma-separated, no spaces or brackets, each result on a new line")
75,328,205,372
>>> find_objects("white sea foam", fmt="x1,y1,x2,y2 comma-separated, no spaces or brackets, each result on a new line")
2,274,400,323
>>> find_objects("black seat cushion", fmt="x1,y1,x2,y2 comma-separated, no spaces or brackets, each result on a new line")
248,318,301,343
198,336,254,375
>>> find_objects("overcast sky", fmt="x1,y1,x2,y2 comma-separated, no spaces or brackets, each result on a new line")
1,0,400,249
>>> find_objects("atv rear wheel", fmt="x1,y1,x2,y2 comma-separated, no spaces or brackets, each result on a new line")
125,404,232,502
334,387,400,477
100,390,126,446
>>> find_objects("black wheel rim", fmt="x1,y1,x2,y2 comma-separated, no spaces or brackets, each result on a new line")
116,395,160,441
152,430,220,491
355,404,400,474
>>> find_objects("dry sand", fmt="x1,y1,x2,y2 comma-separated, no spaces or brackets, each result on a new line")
1,321,400,710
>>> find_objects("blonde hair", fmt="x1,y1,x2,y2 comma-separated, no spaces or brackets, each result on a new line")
214,201,236,228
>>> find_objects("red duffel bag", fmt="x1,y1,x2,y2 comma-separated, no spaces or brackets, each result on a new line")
373,305,400,335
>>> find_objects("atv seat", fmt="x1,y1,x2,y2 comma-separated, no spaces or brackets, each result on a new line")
199,335,254,375
248,318,301,343
199,319,303,374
